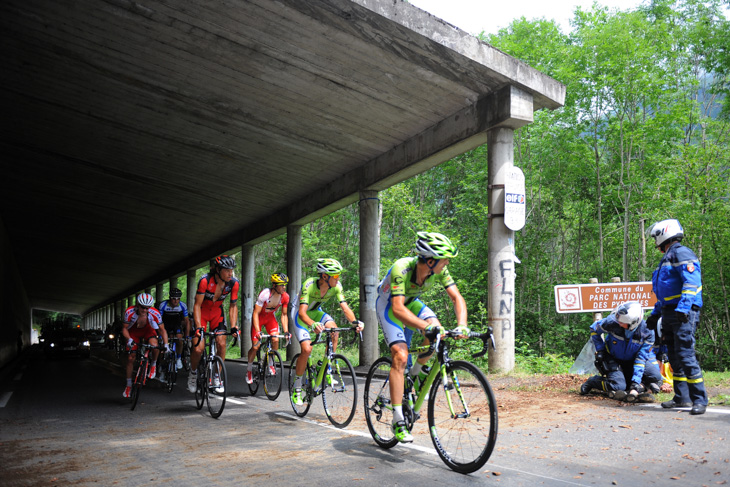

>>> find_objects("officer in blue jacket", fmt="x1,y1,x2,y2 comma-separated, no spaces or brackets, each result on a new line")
580,301,662,402
646,219,707,415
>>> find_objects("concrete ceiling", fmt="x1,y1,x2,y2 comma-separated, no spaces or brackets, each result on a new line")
0,0,564,316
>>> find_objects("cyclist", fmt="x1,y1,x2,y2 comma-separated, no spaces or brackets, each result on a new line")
375,232,468,443
187,255,240,393
121,293,169,398
290,258,364,406
246,273,291,384
158,287,191,373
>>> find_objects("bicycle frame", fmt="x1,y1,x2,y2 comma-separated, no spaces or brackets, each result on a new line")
308,327,351,392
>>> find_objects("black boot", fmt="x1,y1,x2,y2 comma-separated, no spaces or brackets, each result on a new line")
580,376,604,395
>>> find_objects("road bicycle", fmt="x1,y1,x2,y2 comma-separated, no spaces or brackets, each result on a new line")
248,332,290,400
129,341,166,411
192,329,235,419
363,327,498,474
287,326,360,428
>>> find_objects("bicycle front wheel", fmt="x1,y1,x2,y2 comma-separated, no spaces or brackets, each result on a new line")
206,356,227,418
363,357,398,448
194,360,205,410
248,349,260,396
263,350,283,401
427,360,498,474
181,342,191,372
287,353,312,417
322,354,357,428
130,359,146,411
166,354,177,393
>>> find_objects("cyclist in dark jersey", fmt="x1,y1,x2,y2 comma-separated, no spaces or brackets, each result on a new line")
187,255,240,394
158,287,191,371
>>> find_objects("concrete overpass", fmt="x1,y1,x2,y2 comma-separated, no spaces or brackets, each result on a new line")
0,0,564,368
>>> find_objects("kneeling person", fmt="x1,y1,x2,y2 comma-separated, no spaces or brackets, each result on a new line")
580,301,662,402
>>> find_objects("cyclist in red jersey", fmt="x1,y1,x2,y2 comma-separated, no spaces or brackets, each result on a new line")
245,272,291,384
121,293,169,398
187,255,240,393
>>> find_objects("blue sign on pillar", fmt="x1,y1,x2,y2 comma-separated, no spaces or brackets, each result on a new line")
504,167,526,231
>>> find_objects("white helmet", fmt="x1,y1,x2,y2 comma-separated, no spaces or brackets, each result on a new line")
649,219,684,248
613,301,643,331
136,293,154,307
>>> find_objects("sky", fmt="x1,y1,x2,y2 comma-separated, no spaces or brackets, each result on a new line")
408,0,644,35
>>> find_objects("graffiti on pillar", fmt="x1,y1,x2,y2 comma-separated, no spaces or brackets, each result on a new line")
498,259,513,338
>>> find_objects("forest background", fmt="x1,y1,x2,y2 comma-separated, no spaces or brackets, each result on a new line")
38,0,730,372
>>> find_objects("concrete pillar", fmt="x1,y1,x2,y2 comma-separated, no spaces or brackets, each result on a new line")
485,85,533,374
187,269,197,328
487,127,517,373
286,225,303,361
169,277,178,295
359,190,380,368
241,244,255,359
188,269,198,333
155,283,164,307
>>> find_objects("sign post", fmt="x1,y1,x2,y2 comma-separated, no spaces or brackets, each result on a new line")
504,167,525,231
554,281,656,313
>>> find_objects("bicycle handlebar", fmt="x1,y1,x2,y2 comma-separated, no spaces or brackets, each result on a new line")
259,332,292,347
418,326,495,359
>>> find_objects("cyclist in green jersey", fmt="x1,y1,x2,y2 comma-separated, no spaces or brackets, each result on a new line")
290,258,364,405
375,232,469,443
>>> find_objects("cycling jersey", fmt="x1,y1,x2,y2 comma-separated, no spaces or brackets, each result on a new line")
196,273,240,330
292,277,345,343
158,299,189,332
123,306,162,330
256,288,290,317
376,256,455,346
123,306,163,346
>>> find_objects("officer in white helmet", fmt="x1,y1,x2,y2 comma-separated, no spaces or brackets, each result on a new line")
645,219,707,415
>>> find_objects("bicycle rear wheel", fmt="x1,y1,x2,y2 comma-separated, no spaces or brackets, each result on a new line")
427,360,498,474
363,357,398,448
287,353,312,417
206,356,227,418
130,358,147,411
263,350,283,401
194,360,205,410
248,349,260,396
322,354,357,428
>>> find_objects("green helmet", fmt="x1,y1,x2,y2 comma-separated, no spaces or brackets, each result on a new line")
415,232,459,259
316,258,343,275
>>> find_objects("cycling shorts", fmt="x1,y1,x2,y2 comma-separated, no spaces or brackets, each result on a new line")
253,313,279,342
376,295,436,347
127,323,159,348
293,307,334,343
199,307,226,331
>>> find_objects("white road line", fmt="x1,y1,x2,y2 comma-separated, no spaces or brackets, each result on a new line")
639,404,730,415
226,397,247,406
0,391,13,408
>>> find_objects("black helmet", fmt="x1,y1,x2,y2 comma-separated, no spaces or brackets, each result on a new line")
170,288,182,299
214,255,236,269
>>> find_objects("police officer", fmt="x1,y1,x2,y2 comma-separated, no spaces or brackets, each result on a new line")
646,219,707,415
580,301,662,402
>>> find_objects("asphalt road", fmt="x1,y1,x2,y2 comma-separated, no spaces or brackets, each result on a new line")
1,346,728,486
